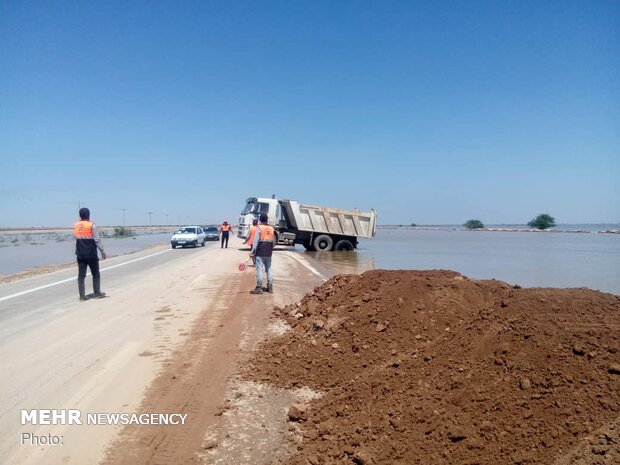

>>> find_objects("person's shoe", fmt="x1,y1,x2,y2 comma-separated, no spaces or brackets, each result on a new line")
93,292,106,299
79,296,88,302
263,283,273,293
250,286,263,295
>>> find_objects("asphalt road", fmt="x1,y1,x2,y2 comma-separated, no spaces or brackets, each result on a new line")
0,238,234,465
0,242,221,341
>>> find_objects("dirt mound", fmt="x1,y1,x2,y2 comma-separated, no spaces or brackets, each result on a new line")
245,270,620,464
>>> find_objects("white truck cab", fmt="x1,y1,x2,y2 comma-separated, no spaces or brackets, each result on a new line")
237,197,281,240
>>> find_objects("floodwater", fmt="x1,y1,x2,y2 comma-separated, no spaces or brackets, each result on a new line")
2,226,619,295
304,227,620,295
0,230,171,275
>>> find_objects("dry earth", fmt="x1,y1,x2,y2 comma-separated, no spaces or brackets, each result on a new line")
245,270,620,465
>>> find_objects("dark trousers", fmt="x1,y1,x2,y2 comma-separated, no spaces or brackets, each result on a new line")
77,257,101,297
221,231,229,248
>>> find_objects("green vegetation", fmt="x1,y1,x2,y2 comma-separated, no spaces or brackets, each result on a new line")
410,223,417,227
527,214,556,230
464,219,485,229
112,226,135,237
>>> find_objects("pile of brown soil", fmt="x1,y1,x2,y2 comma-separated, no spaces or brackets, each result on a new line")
245,270,620,464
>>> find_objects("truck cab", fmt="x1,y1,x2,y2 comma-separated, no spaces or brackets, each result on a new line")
237,197,280,240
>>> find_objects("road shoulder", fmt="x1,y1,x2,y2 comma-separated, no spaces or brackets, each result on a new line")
101,249,323,464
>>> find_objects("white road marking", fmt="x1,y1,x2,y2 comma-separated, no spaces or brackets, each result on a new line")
284,252,328,281
0,249,173,302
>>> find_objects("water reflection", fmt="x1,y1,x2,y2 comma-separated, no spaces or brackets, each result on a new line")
303,250,376,276
295,226,620,294
357,229,620,294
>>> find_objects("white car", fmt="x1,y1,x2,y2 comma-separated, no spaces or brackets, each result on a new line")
171,226,206,249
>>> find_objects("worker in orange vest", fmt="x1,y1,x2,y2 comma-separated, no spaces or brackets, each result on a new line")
244,219,259,265
250,213,275,294
74,207,107,301
219,220,233,248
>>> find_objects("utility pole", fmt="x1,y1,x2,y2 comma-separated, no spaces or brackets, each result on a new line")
165,214,169,226
148,211,153,229
121,208,127,227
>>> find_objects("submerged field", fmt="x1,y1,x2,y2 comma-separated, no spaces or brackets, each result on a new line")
0,228,174,276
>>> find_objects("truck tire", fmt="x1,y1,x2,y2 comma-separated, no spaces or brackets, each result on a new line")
313,234,333,252
334,239,354,251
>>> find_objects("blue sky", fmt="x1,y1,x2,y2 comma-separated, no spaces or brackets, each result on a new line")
1,0,618,227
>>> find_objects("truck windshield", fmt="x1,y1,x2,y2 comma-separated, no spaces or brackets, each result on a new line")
241,202,269,215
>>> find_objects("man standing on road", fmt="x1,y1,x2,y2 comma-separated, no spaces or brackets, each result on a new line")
219,220,233,248
250,213,275,294
74,207,106,301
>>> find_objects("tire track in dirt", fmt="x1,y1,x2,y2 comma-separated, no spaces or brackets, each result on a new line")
102,252,322,465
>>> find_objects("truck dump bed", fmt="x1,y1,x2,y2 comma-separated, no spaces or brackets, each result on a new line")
281,200,377,239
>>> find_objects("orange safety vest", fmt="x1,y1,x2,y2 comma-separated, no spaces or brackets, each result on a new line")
255,224,276,257
247,225,258,247
257,224,275,242
74,220,94,238
74,220,100,259
221,224,232,232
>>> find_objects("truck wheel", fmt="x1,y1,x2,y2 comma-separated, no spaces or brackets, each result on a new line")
334,239,354,251
313,234,333,252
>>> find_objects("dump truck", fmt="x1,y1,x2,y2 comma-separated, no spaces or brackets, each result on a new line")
237,197,377,251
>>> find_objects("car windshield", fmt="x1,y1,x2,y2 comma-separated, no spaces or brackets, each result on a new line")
176,227,196,234
205,227,219,233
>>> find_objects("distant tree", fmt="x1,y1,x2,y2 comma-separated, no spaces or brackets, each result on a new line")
464,219,485,230
527,214,556,230
113,226,134,237
411,223,417,227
